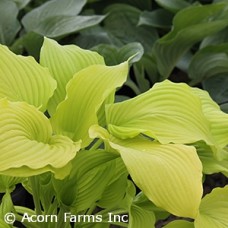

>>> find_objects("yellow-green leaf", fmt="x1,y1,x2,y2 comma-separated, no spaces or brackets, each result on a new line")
129,204,156,228
51,62,129,147
0,44,56,112
192,88,228,155
0,99,80,179
90,126,203,219
0,175,24,193
40,37,105,115
195,186,228,228
106,80,214,146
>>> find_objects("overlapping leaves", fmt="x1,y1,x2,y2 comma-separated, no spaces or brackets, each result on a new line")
0,99,80,179
0,45,56,112
152,3,228,79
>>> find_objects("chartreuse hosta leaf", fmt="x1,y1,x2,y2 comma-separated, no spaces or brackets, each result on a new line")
152,3,228,79
191,88,228,151
0,99,80,179
51,61,129,147
52,149,125,213
129,204,156,228
194,142,228,177
0,44,56,112
40,37,105,115
0,175,24,193
129,193,156,228
106,80,214,147
90,126,203,219
194,186,228,228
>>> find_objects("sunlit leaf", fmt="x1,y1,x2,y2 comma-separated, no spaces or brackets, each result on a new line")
195,186,228,228
90,126,203,219
191,88,228,153
0,99,80,179
51,61,129,147
0,45,56,112
152,3,228,79
106,80,214,147
40,38,105,115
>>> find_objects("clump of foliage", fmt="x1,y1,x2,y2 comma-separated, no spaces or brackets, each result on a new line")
0,37,228,228
1,0,228,227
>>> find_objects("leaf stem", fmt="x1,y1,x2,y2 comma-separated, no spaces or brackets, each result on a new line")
29,176,42,215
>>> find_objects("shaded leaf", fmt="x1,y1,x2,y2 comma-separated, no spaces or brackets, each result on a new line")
92,42,144,65
0,99,80,179
104,4,158,53
133,192,170,221
155,0,191,13
53,150,124,212
0,44,56,112
202,74,228,111
195,142,228,177
138,9,173,28
0,0,20,45
164,220,194,228
0,175,24,193
13,0,30,9
153,3,228,79
51,61,129,147
40,38,105,115
129,204,156,228
22,0,105,37
189,44,228,85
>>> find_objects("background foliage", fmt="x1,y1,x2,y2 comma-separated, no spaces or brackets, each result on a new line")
1,0,228,227
1,0,228,112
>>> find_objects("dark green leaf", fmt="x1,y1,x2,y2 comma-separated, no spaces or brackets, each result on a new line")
155,0,191,13
202,74,228,110
92,42,144,65
189,44,228,85
22,0,105,37
138,9,174,28
104,4,158,53
201,27,228,48
152,3,228,80
0,0,20,45
13,0,30,9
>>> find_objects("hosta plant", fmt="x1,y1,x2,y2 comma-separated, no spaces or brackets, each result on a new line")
0,38,228,228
